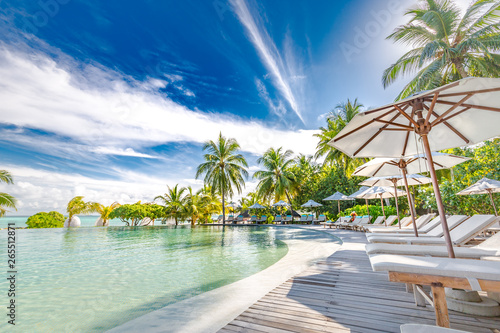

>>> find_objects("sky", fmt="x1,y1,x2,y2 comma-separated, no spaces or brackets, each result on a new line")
0,0,472,215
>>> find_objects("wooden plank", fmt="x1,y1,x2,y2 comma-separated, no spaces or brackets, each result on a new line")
218,229,500,333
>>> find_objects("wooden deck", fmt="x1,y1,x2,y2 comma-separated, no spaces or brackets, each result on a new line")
218,228,500,333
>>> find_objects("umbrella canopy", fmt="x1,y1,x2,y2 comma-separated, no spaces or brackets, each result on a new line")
348,186,371,198
354,186,406,200
248,203,266,209
329,78,500,258
359,174,431,187
272,200,290,207
352,153,471,177
226,202,239,209
301,200,323,208
359,175,429,229
457,177,500,215
353,186,406,227
324,191,354,215
324,192,353,201
353,154,469,235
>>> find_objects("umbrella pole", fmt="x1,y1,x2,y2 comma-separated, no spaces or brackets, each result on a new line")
365,199,369,220
380,195,386,227
401,167,418,237
338,200,340,216
392,181,401,228
488,190,498,216
420,130,455,258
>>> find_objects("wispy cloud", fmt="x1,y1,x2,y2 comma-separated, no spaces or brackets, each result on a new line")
0,42,318,157
229,0,305,123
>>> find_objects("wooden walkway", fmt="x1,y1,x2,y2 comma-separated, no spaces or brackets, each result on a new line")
218,228,500,333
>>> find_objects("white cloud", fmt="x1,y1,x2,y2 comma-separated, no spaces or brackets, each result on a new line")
91,147,159,159
229,0,305,123
1,164,184,216
0,43,318,157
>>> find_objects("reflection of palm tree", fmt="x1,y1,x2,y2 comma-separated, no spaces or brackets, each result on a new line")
91,202,120,226
254,147,296,215
155,185,187,225
196,133,248,225
383,0,500,100
0,170,16,217
315,99,363,171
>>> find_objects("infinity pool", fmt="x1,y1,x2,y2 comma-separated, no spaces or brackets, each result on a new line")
0,226,293,332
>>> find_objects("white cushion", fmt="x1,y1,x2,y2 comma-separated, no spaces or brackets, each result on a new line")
365,243,500,259
401,323,472,333
369,254,500,281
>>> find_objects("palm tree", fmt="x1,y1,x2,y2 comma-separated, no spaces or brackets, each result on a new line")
314,99,363,170
91,202,121,226
183,187,205,226
254,147,296,216
196,133,248,225
0,170,16,217
66,196,93,227
383,0,500,100
155,184,187,225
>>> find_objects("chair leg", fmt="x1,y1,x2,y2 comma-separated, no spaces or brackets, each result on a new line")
431,282,450,328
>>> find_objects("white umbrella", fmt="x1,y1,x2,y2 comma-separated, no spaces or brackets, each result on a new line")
248,203,266,209
353,153,469,235
359,175,431,230
348,186,371,218
301,200,323,208
352,153,471,177
354,186,407,226
323,191,354,215
457,177,500,215
329,77,500,258
272,200,290,207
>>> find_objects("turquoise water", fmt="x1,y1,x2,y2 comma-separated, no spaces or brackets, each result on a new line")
0,225,296,332
0,216,135,228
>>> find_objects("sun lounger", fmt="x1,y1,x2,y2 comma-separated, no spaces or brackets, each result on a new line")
367,215,497,246
356,215,373,231
250,215,257,224
234,215,243,224
401,323,473,332
364,215,398,231
369,254,500,328
306,215,314,224
345,217,368,230
313,214,326,224
369,214,436,233
366,218,500,258
283,215,293,224
299,215,308,224
273,215,282,224
366,215,461,241
257,215,267,224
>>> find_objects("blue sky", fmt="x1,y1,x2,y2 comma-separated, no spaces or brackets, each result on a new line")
0,0,470,215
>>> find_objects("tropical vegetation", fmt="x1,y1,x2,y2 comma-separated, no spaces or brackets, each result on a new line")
196,132,248,225
26,211,65,228
383,0,500,100
0,170,17,217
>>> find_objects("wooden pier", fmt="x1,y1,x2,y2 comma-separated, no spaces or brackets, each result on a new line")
219,228,500,333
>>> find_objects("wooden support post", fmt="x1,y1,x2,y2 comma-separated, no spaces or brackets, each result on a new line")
431,282,450,328
413,285,427,307
406,283,414,293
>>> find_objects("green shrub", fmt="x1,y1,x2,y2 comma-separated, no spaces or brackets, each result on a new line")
339,205,398,225
26,211,65,228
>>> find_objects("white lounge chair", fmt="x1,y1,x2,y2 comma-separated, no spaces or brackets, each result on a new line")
364,215,398,231
368,214,435,233
369,254,500,328
368,215,443,236
366,219,500,258
366,216,464,242
273,215,282,224
367,215,497,246
401,323,472,332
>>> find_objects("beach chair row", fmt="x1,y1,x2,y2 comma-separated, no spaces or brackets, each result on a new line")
364,214,500,330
